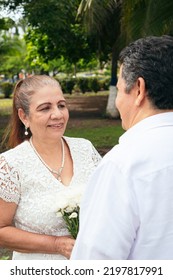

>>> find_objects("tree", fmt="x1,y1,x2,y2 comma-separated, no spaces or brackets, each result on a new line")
0,17,15,55
0,14,28,79
78,0,121,117
1,0,98,76
78,0,173,117
0,32,28,79
1,0,173,117
120,0,173,41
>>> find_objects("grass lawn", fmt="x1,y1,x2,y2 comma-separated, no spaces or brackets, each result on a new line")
66,118,124,151
0,99,12,115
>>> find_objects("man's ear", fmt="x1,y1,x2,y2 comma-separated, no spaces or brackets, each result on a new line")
18,108,29,127
135,77,146,106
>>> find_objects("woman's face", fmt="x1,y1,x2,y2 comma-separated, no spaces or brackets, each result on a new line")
22,85,69,142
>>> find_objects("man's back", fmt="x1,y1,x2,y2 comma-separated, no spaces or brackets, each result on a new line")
71,35,173,260
72,113,173,259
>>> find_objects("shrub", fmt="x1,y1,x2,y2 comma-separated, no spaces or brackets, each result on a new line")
76,77,90,93
0,82,14,98
100,77,110,91
59,78,76,94
88,78,100,93
57,75,110,94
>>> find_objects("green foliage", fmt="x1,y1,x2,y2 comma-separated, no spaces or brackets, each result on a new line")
58,76,110,94
0,17,15,32
57,76,110,94
99,76,110,90
0,82,14,98
0,0,111,74
76,77,90,93
0,256,10,260
121,0,173,40
0,18,7,31
59,78,76,94
10,0,98,70
1,0,172,91
0,33,28,77
24,27,53,66
88,77,100,93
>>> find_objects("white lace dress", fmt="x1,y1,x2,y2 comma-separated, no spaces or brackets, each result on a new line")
0,136,101,260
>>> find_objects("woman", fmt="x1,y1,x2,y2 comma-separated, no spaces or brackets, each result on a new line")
0,75,101,260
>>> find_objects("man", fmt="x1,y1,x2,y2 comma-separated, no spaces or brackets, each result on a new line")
71,35,173,259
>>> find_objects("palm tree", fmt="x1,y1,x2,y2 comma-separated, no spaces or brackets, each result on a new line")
78,0,121,118
78,0,173,117
120,0,173,42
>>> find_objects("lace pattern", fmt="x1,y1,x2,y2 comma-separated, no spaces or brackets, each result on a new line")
0,137,101,260
0,156,20,204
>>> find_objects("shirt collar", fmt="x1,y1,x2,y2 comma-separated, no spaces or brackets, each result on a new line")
119,112,173,144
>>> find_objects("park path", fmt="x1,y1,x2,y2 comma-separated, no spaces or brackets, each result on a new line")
66,94,108,118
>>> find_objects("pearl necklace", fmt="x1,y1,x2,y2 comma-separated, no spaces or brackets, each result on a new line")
29,137,65,182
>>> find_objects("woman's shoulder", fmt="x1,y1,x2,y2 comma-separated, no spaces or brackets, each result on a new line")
63,136,101,161
0,141,30,161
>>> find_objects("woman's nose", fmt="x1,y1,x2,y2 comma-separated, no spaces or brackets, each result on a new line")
50,108,63,119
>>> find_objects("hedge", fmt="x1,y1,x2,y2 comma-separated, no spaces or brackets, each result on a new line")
0,76,110,97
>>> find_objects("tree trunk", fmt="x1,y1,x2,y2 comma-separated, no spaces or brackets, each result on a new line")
106,85,119,118
106,48,119,118
74,64,77,77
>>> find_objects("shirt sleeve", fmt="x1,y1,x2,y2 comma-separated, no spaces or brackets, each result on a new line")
71,159,139,259
0,155,21,204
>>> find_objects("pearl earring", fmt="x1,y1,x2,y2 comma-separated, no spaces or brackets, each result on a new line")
24,126,29,136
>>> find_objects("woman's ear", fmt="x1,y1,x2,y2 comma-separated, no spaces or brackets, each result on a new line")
18,108,29,127
135,77,146,106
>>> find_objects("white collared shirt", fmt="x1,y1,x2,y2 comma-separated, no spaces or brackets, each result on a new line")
71,112,173,259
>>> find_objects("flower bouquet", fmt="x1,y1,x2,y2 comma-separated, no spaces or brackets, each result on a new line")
56,187,83,239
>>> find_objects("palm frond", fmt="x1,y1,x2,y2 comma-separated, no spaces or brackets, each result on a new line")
77,0,120,33
121,0,173,42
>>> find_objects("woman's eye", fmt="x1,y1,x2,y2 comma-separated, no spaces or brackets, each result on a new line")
58,103,66,109
40,107,50,111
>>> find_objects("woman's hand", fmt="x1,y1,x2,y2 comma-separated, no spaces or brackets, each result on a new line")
54,236,75,259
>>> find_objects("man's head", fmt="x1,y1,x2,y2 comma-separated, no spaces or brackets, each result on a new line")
116,35,173,130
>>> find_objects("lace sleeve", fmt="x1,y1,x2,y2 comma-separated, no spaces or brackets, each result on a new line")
0,155,20,204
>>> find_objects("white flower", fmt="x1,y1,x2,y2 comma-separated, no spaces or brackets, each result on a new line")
56,211,63,218
55,186,84,238
56,186,84,213
69,212,78,219
65,205,76,213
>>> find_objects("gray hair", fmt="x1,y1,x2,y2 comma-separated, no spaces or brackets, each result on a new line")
14,75,61,115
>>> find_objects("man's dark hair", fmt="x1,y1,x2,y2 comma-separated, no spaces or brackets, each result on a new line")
119,35,173,109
